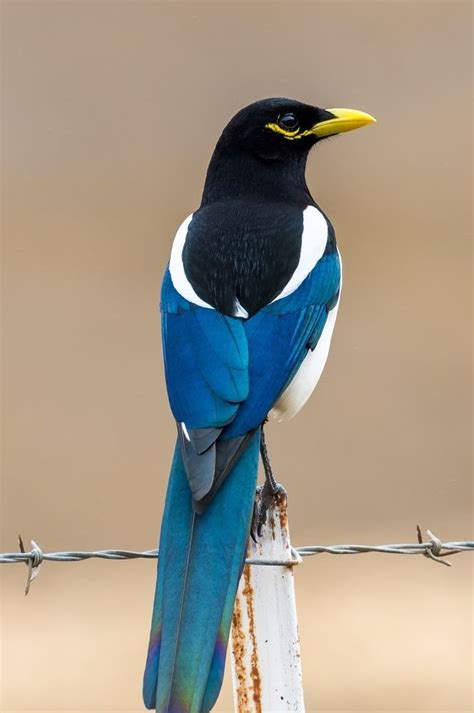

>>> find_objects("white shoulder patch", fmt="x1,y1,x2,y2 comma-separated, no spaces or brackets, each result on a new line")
271,205,328,303
169,214,213,309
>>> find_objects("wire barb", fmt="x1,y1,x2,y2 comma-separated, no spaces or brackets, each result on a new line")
18,535,44,595
2,528,473,593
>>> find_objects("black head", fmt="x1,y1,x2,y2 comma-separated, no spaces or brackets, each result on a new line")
202,97,375,205
217,97,376,161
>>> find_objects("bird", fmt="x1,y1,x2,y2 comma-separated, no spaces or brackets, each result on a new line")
143,97,375,712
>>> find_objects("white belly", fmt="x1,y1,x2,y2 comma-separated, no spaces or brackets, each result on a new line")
270,292,341,422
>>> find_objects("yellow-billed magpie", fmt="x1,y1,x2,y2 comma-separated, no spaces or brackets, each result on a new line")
144,97,375,712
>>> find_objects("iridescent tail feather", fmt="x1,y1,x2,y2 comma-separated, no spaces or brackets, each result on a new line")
143,432,260,712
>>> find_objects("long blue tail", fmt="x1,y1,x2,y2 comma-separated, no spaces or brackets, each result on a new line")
143,431,260,712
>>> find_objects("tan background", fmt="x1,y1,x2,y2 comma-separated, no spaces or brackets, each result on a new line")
1,1,472,711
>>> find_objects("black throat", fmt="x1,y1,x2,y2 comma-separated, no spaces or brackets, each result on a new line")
201,140,314,208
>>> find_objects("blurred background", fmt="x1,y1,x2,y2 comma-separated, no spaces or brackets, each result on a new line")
1,1,472,711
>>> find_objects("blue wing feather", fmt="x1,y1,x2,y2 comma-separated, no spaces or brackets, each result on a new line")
161,251,340,435
161,271,249,428
161,253,340,489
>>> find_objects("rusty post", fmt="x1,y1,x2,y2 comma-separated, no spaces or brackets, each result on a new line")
230,492,305,712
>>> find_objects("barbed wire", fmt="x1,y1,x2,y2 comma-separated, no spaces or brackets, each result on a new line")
1,528,472,595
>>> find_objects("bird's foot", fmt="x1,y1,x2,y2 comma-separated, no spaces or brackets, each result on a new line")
251,481,286,541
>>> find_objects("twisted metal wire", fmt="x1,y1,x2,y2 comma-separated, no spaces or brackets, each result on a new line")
1,530,472,594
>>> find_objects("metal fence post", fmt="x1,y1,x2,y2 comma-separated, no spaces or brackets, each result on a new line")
230,492,305,712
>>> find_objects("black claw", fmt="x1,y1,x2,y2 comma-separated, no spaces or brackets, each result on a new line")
256,481,286,537
250,485,264,542
250,494,260,543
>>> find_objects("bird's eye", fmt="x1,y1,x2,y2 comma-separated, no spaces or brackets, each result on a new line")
277,113,299,131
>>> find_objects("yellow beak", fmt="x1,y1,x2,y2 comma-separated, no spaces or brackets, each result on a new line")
311,108,376,138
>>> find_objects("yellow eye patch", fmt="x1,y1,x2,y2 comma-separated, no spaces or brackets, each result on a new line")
265,122,303,140
265,123,316,140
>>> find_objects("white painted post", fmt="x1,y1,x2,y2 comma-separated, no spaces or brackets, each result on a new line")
230,492,305,712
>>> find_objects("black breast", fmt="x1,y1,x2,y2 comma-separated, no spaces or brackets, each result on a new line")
182,201,304,317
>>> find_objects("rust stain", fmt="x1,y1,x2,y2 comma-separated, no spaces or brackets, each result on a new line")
242,564,262,713
275,491,288,533
269,512,276,540
231,593,249,712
